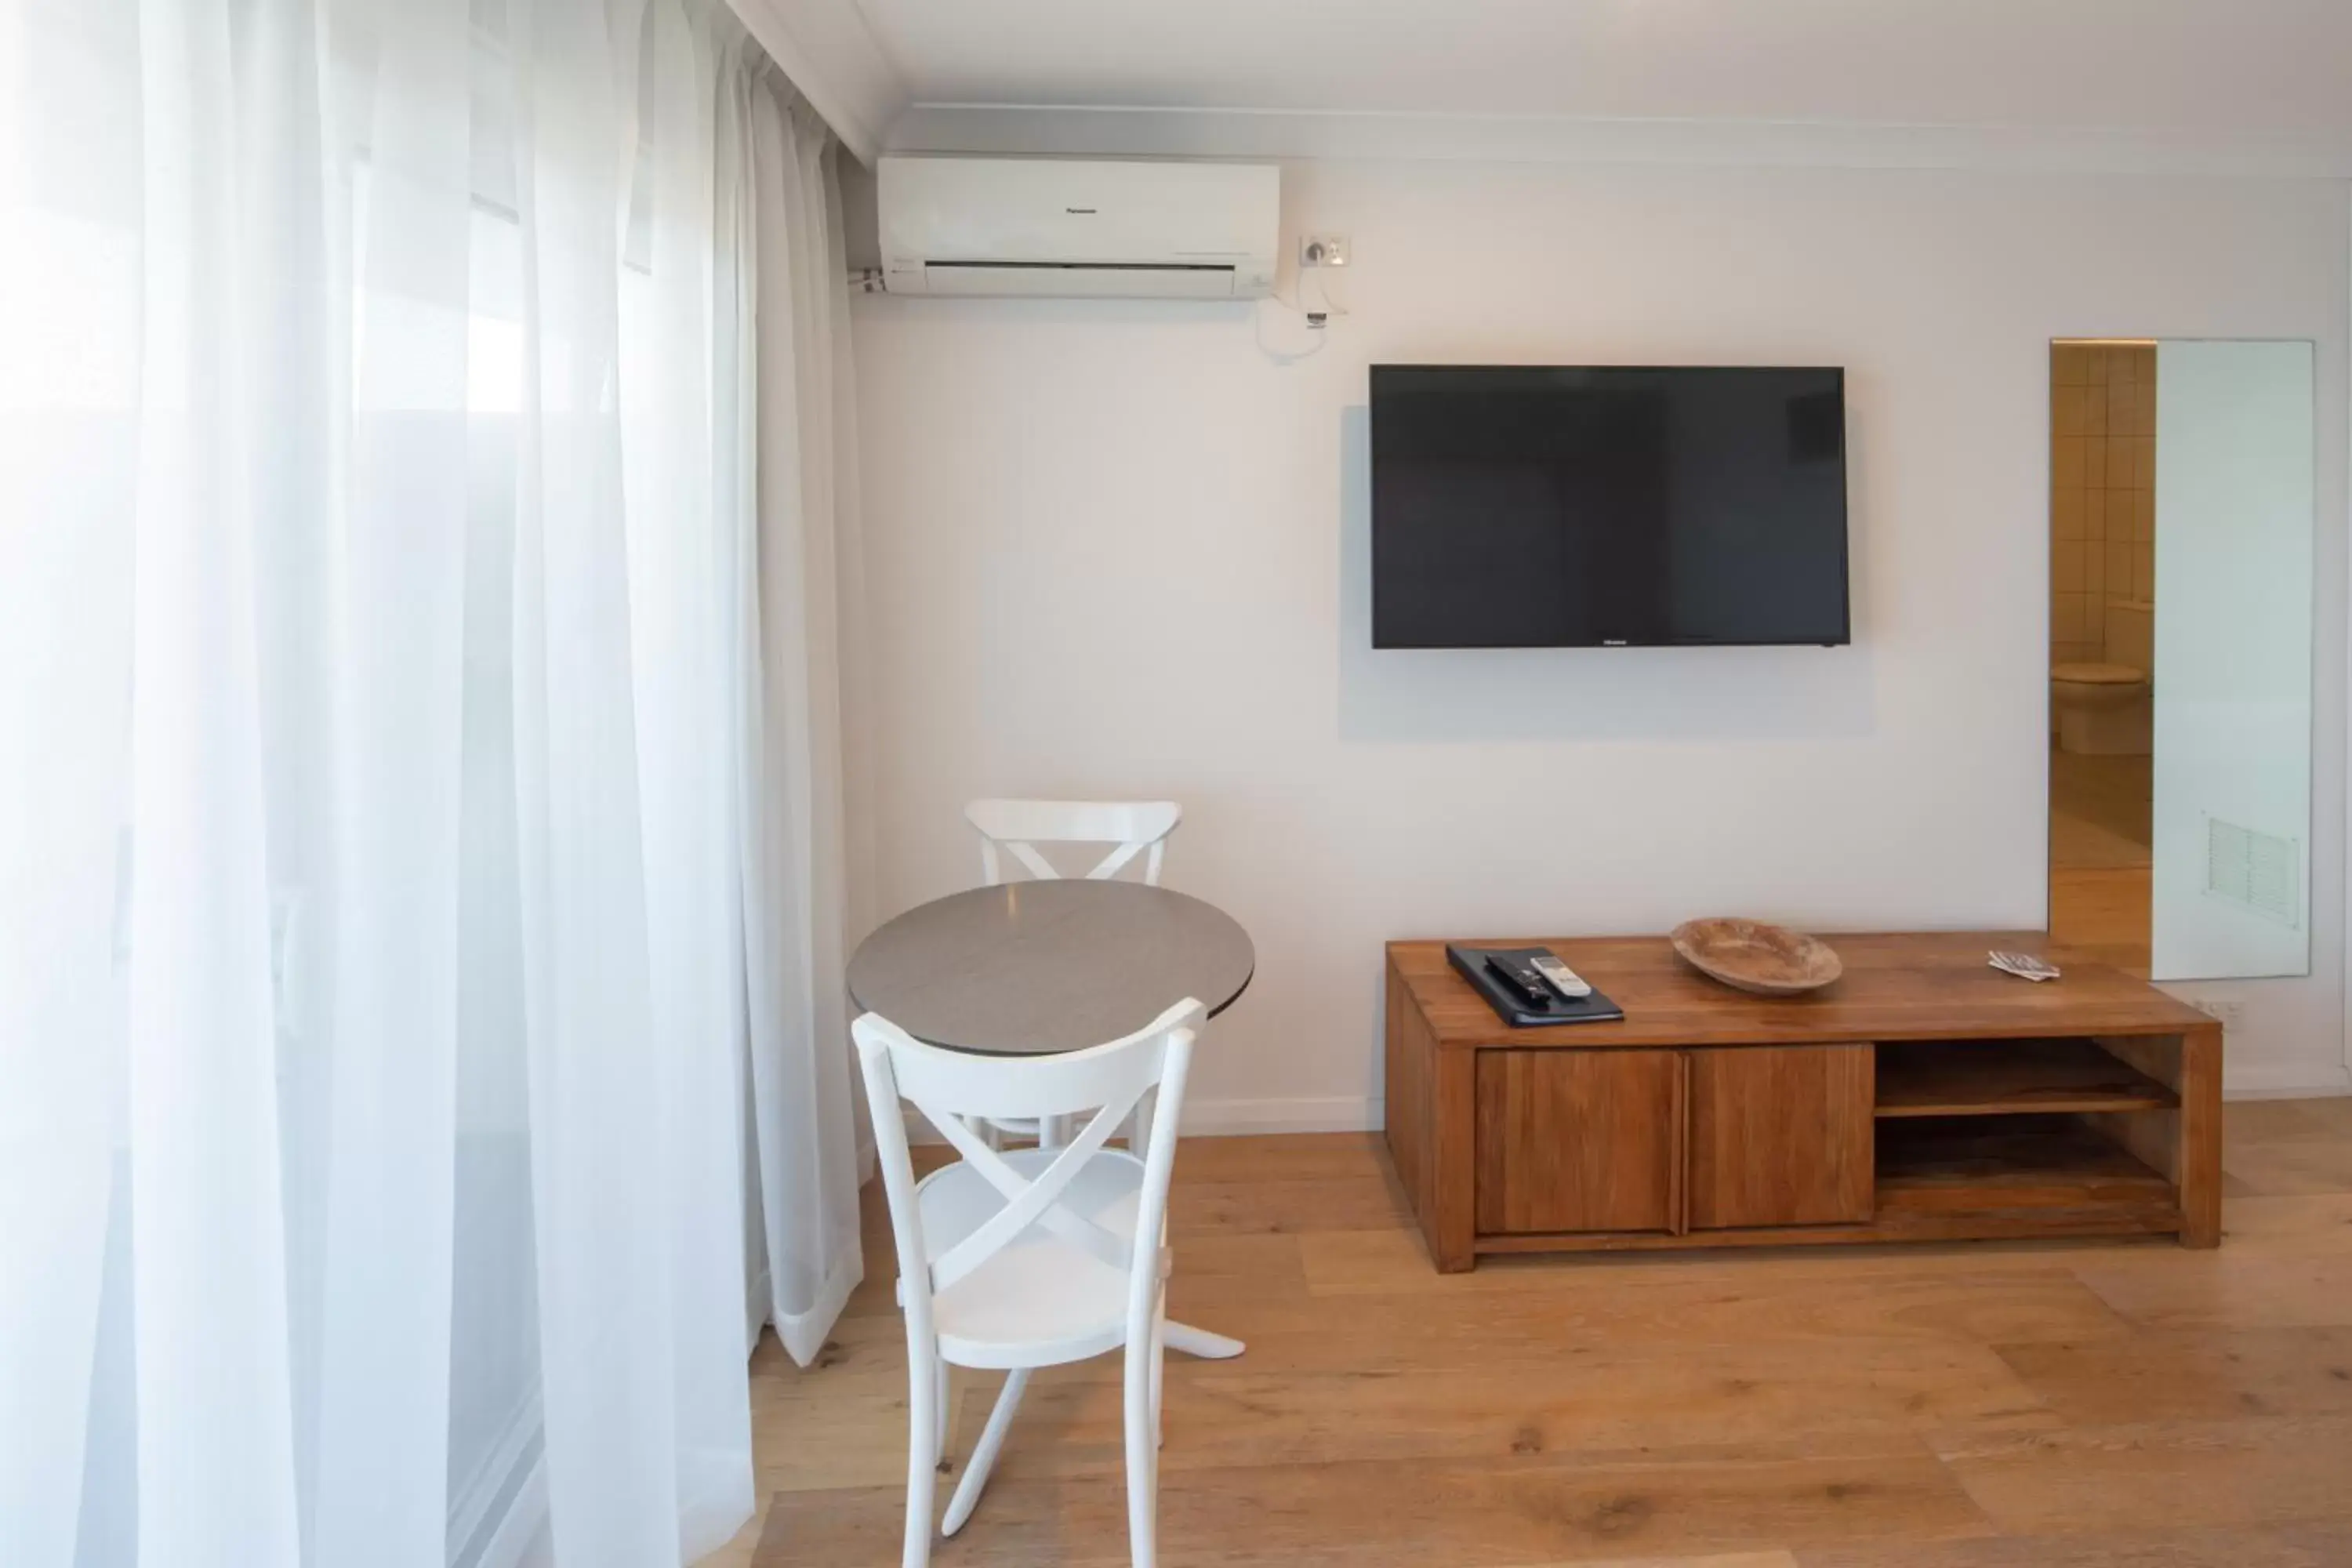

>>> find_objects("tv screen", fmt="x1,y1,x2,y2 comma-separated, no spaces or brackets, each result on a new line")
1370,365,1851,648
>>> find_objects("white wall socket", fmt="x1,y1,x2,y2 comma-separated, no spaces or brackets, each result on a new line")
1299,234,1350,268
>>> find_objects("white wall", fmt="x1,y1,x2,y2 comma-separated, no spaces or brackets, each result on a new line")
850,162,2352,1123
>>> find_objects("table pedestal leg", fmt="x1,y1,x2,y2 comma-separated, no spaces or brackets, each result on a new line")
1162,1321,1245,1359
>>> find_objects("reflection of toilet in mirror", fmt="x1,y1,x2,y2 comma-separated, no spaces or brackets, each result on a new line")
2051,599,2152,755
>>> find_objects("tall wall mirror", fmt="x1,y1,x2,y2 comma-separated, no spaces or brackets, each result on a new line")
2047,338,2315,981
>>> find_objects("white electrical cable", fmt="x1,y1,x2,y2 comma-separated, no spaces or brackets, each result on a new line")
1253,293,1329,361
1301,265,1348,320
1253,257,1348,361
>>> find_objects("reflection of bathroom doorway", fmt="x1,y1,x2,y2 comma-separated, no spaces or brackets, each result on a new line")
2048,340,2154,976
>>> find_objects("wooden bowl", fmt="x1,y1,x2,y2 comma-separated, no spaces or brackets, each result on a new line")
1670,918,1842,996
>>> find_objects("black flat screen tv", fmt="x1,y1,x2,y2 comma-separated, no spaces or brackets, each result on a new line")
1370,365,1850,648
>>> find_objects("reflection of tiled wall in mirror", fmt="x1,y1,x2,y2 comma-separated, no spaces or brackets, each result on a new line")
2051,341,2158,670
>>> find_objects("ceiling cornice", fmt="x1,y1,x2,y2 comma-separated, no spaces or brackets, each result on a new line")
728,0,909,164
884,103,2352,181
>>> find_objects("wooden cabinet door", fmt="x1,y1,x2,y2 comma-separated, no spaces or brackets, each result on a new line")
1475,1050,1682,1235
1687,1044,1875,1229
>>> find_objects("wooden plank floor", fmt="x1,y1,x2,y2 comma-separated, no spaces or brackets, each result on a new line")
720,1098,2352,1568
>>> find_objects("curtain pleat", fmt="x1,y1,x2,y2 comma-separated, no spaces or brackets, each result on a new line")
741,74,866,1370
0,0,866,1559
307,2,473,1563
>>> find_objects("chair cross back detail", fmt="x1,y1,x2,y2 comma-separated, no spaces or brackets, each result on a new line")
964,799,1182,887
912,1082,1149,1291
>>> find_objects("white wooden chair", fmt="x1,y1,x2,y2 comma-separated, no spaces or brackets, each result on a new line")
964,798,1183,888
855,1000,1203,1568
963,799,1184,1149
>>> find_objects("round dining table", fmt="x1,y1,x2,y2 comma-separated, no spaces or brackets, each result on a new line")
846,877,1257,1360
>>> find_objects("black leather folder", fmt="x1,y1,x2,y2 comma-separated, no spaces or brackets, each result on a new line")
1446,944,1627,1028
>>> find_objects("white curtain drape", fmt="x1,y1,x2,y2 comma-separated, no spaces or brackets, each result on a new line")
0,0,867,1562
739,74,869,1370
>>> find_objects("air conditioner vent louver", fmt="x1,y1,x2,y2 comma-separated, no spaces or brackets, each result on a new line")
2206,815,2300,927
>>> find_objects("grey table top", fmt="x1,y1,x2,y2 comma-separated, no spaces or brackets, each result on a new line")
845,880,1255,1056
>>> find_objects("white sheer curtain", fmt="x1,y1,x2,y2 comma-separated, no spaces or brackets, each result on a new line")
0,0,866,1563
739,71,869,1370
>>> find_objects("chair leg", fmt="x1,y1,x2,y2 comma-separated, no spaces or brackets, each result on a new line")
935,1359,951,1464
1130,1087,1156,1156
1123,1330,1160,1568
942,1368,1029,1537
1151,1293,1167,1450
902,1335,938,1568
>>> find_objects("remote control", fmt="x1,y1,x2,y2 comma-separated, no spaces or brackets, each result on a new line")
1483,955,1553,1007
1529,954,1592,999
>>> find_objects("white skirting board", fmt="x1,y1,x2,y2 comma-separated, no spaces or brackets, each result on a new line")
2223,1058,2352,1099
1179,1096,1385,1134
899,1096,1382,1145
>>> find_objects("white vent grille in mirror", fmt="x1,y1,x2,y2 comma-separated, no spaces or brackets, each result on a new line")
2206,815,2300,928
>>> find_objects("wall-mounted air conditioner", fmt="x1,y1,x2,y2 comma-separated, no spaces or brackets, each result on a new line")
877,157,1279,299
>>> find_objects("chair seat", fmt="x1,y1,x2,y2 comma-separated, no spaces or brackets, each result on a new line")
912,1146,1148,1369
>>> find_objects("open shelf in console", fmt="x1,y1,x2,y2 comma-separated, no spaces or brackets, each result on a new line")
1876,1037,2178,1119
1875,1113,2179,1232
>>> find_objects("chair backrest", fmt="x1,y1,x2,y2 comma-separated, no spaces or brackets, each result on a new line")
854,1000,1202,1332
964,798,1182,887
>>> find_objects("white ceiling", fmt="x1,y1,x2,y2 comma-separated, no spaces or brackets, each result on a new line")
855,0,2352,136
746,0,2352,170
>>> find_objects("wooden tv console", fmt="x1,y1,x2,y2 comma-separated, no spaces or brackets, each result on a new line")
1383,932,2222,1272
